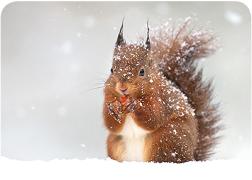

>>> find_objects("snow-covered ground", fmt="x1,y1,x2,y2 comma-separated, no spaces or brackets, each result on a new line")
0,156,251,180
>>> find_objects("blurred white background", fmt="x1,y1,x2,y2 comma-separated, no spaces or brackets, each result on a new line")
1,1,251,160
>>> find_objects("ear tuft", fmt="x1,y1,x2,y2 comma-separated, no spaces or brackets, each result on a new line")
145,20,151,50
115,18,125,46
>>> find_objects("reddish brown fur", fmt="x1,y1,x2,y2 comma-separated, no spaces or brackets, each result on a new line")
150,20,221,160
103,19,221,162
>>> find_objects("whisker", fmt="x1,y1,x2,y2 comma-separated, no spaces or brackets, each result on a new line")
93,82,106,86
96,79,106,83
85,86,105,92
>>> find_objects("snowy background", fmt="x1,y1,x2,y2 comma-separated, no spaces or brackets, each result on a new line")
1,1,251,160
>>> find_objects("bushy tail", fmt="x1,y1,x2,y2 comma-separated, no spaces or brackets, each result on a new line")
150,18,222,160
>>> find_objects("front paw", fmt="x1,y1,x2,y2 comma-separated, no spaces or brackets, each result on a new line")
107,101,123,123
124,99,138,113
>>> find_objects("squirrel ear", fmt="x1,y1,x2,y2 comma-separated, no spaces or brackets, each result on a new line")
115,19,125,47
145,21,150,50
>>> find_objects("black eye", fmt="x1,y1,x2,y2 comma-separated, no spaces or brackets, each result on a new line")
139,68,145,76
110,68,113,74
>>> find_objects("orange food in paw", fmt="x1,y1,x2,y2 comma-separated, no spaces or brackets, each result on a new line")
120,96,127,105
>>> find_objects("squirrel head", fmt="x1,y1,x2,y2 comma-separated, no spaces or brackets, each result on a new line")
105,21,154,99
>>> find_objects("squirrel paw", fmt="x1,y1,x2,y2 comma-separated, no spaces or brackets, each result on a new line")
108,101,123,123
124,99,138,113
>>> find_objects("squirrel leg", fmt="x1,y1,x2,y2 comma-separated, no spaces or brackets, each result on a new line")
145,119,196,163
107,133,124,161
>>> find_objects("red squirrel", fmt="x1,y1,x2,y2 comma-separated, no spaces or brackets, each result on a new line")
103,19,221,163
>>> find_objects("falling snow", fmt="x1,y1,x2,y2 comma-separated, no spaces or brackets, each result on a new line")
224,10,242,25
2,2,249,165
60,41,72,54
83,16,96,28
76,32,83,38
57,106,67,117
80,144,86,148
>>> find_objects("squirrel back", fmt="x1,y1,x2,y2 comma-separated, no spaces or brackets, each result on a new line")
150,19,221,160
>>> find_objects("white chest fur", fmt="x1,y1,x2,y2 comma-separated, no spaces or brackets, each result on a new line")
119,114,149,161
